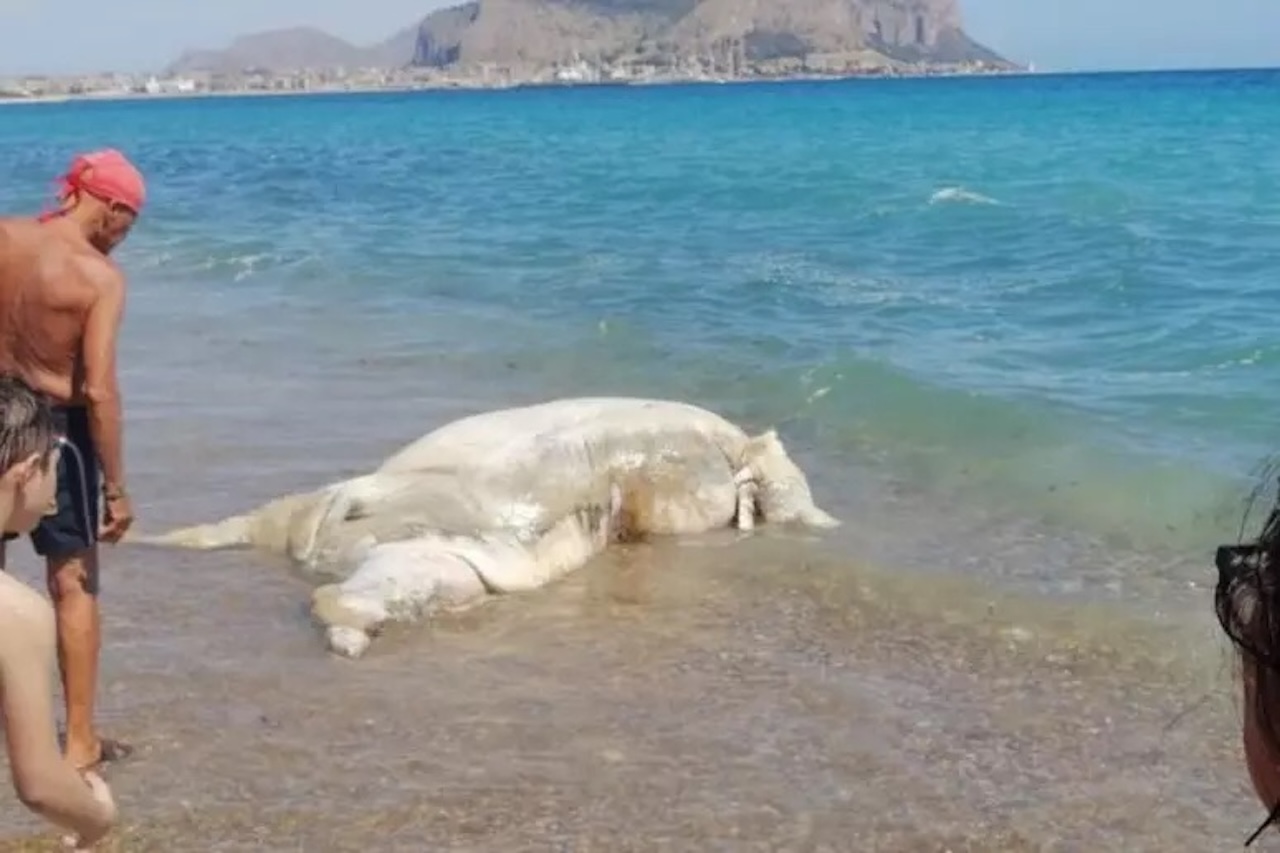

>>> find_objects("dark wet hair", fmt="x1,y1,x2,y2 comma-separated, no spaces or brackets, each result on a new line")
0,376,57,474
1215,463,1280,845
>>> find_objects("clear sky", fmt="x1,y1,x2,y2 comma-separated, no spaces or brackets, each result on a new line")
1,0,1279,76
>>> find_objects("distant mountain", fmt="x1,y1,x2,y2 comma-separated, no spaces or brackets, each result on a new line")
372,23,424,67
166,26,416,75
166,0,1010,75
413,0,1008,69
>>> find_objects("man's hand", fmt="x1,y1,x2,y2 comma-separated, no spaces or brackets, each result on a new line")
99,493,133,544
61,770,116,849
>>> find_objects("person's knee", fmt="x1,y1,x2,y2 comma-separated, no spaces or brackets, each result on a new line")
46,549,100,600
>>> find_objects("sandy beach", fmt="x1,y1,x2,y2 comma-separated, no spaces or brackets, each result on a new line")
0,526,1255,850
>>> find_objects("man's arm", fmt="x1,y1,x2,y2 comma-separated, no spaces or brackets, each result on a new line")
81,261,126,492
0,576,114,839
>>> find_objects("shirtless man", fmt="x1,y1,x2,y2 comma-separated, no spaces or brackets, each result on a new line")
0,149,143,771
0,375,116,848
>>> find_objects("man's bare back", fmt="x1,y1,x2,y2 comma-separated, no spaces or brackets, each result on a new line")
0,217,119,406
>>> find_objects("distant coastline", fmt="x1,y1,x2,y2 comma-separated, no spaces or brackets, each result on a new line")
9,65,1277,109
0,60,1022,107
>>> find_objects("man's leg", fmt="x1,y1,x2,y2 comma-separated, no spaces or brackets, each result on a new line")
31,408,126,771
46,547,101,770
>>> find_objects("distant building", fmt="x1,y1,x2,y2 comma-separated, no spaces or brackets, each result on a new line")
141,75,198,95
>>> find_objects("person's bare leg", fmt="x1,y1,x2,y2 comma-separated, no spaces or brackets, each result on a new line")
46,547,101,769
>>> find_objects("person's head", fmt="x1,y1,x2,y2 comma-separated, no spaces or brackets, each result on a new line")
50,149,146,254
0,377,59,535
1215,471,1280,844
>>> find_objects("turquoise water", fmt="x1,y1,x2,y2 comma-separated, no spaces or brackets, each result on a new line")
1,69,1277,579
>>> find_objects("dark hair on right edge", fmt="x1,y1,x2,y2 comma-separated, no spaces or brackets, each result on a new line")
0,376,57,474
1215,461,1280,845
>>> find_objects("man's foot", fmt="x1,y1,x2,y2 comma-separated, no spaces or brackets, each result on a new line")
67,737,134,773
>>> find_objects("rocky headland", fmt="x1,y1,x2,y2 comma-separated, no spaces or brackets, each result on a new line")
164,0,1016,88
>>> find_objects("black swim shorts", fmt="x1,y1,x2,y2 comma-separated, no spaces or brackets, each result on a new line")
3,407,101,581
33,406,101,559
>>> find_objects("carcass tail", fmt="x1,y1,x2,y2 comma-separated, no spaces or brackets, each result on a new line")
127,515,254,550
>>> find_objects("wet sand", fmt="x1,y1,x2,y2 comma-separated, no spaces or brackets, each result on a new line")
0,528,1260,851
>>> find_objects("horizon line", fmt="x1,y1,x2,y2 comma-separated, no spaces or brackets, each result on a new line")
3,61,1280,80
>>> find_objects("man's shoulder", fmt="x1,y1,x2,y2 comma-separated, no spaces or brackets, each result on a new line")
0,217,75,262
67,245,124,293
0,216,42,244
